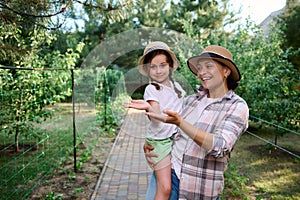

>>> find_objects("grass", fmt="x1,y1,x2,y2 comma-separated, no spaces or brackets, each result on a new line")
0,103,99,200
226,125,300,199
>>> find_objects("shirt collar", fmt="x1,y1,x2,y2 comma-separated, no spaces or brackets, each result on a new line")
196,85,233,100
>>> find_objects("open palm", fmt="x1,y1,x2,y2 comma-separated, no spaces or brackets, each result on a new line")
124,100,150,111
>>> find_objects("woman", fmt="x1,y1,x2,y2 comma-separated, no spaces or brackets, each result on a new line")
127,45,249,199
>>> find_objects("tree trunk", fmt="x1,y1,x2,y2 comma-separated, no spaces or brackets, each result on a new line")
15,126,19,152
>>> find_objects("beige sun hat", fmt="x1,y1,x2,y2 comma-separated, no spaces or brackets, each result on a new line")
138,41,179,76
187,45,241,81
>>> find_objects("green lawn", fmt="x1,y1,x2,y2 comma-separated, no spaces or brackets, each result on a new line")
228,126,300,199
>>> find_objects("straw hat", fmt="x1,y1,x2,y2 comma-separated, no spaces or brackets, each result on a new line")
187,45,241,81
138,41,179,76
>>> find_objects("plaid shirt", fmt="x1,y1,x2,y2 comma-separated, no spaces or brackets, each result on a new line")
174,88,249,199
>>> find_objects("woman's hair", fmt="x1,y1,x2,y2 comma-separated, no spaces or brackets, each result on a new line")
143,50,182,98
214,60,239,91
227,74,239,90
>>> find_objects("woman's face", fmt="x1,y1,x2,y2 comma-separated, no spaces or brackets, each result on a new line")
148,54,170,85
195,59,230,92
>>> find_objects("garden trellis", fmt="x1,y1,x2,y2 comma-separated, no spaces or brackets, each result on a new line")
0,65,127,199
247,115,300,159
0,66,78,199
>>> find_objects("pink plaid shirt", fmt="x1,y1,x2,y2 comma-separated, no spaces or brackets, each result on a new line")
172,88,249,199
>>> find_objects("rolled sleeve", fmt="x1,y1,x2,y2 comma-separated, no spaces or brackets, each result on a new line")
208,100,249,158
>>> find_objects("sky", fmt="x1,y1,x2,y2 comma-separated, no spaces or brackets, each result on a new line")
229,0,286,25
63,0,287,31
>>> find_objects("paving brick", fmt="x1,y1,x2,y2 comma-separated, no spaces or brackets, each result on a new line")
91,110,152,200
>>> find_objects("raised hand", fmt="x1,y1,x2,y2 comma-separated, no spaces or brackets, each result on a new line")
146,109,182,126
124,100,151,111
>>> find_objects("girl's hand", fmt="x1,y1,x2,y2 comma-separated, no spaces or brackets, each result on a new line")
146,109,182,126
143,142,158,170
124,100,151,111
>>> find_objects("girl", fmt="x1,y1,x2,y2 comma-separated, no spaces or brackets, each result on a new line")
126,41,185,200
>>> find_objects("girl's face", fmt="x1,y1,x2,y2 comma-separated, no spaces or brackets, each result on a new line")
148,54,171,85
195,59,230,94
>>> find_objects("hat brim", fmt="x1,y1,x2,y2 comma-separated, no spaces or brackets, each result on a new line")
187,52,241,81
138,49,179,76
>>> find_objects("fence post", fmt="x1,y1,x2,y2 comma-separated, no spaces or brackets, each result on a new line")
71,69,77,173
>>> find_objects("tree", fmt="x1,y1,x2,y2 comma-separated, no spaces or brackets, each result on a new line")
74,0,237,72
0,41,83,152
0,0,68,64
65,0,136,65
166,0,235,33
229,23,300,132
278,0,300,71
0,0,84,151
0,0,133,65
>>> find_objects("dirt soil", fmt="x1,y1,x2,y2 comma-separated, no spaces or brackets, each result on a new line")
29,135,115,200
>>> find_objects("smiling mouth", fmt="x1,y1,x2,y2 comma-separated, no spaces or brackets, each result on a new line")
202,77,211,81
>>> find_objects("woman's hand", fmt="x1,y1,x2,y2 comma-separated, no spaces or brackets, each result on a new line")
146,109,183,126
124,100,151,111
143,142,158,170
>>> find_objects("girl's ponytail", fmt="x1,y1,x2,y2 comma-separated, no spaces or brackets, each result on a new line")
169,72,182,98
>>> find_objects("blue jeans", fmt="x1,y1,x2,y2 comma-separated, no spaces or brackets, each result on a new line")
145,168,221,200
145,168,179,200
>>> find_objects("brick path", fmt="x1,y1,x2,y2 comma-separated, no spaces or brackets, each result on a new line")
91,109,152,200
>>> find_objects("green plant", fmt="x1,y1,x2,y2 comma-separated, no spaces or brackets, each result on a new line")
255,194,266,200
222,163,250,199
68,172,76,180
45,192,63,200
94,68,128,135
74,187,83,193
80,150,92,163
97,102,118,135
96,92,131,136
74,150,92,171
76,161,83,171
